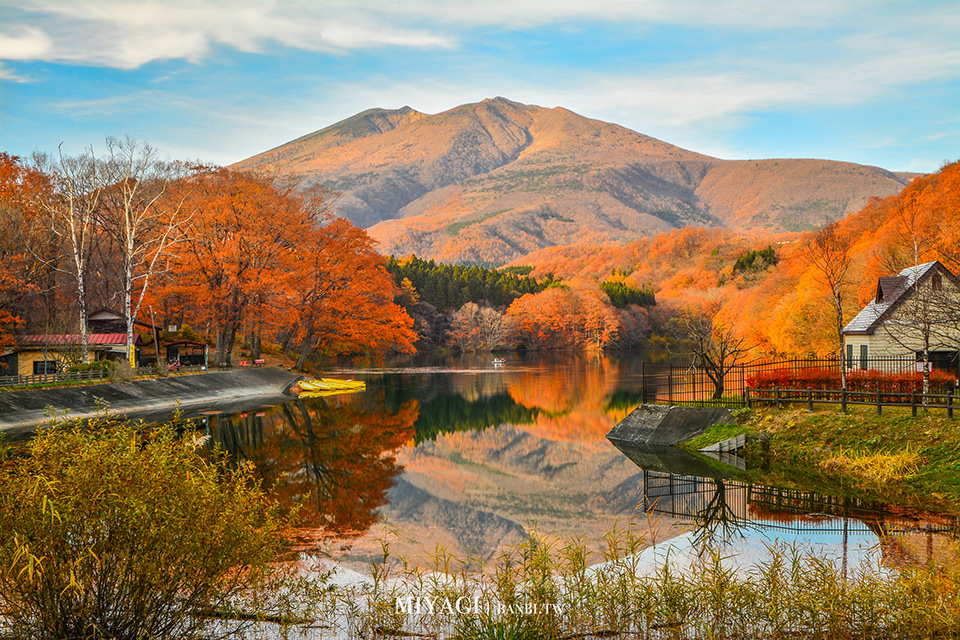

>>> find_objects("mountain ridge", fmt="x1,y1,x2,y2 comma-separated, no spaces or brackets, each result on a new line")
235,98,914,264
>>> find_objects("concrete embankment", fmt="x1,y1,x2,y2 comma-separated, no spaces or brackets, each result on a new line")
605,404,733,446
0,367,302,433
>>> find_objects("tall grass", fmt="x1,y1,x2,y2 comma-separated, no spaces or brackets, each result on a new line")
323,526,960,640
820,447,921,486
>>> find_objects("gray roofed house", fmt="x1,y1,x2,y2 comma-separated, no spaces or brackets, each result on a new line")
842,261,960,374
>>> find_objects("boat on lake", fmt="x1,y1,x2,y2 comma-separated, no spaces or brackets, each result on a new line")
296,377,366,394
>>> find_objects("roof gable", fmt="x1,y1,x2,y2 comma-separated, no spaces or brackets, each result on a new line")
875,276,907,303
88,308,125,321
843,261,955,335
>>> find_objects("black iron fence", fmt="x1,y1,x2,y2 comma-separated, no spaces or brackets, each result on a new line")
640,355,955,408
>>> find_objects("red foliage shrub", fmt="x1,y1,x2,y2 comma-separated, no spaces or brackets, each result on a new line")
748,367,957,394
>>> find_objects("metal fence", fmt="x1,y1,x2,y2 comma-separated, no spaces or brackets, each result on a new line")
0,369,108,388
0,364,211,388
639,355,946,407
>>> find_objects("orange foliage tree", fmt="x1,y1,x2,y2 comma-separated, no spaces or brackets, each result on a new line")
728,160,960,357
505,281,619,351
280,217,416,367
148,168,414,366
0,154,53,358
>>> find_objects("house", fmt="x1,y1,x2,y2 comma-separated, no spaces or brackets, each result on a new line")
0,308,146,377
842,261,960,373
1,333,142,376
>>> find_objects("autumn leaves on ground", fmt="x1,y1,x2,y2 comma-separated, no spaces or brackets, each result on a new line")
2,140,959,369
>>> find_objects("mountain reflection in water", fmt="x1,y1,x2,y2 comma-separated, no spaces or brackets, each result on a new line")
195,354,670,567
191,353,958,571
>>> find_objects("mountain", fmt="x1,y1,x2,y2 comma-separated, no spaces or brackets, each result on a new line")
236,97,914,264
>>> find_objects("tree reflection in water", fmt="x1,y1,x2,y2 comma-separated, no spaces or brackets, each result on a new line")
207,394,417,536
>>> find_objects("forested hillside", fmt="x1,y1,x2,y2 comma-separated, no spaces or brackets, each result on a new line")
512,160,960,358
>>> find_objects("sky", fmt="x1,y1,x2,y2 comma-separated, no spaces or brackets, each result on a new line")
0,0,957,173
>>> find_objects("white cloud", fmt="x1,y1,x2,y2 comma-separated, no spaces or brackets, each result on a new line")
1,0,454,68
0,25,52,59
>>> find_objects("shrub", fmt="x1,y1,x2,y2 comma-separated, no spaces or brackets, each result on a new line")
107,358,135,382
65,360,112,373
748,368,958,394
0,417,314,640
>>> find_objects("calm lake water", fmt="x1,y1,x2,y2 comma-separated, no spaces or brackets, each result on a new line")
181,352,957,572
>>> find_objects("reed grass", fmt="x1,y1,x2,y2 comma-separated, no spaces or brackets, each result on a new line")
321,525,960,640
819,447,921,486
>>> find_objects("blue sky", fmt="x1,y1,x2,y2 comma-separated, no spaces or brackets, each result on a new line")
1,1,957,172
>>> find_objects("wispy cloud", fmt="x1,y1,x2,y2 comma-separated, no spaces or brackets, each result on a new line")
0,1,453,69
0,62,32,82
4,0,957,69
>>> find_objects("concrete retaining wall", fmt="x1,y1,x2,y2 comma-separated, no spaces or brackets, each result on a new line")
605,404,733,446
0,368,302,432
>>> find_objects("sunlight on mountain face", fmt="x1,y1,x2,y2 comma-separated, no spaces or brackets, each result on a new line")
234,98,911,265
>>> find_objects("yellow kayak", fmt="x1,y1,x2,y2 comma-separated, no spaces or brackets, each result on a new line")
298,377,366,393
298,387,365,398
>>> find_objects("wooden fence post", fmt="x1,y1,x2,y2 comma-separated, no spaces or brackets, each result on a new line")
876,388,882,416
949,393,954,420
745,388,752,409
775,385,781,410
911,391,917,417
807,387,814,411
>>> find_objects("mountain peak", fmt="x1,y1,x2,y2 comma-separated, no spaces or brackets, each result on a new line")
235,99,913,264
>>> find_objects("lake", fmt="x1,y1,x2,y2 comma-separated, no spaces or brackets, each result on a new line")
183,352,957,573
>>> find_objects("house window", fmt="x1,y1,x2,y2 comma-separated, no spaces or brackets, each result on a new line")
859,345,868,370
846,344,854,368
33,360,58,375
932,273,943,291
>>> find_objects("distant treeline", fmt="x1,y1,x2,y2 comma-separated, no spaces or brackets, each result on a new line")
599,279,656,308
384,256,557,311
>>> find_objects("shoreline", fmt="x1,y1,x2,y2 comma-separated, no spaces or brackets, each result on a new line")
0,367,303,435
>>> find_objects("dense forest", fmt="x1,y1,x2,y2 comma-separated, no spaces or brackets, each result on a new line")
385,256,657,352
383,255,557,310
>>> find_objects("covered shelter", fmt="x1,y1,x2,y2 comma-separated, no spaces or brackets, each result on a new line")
165,340,207,367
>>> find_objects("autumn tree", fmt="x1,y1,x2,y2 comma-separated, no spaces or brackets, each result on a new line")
505,283,619,352
280,217,416,368
448,302,508,352
94,137,190,358
149,168,415,367
808,222,853,389
32,146,103,359
671,302,750,399
158,168,309,365
0,154,54,357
